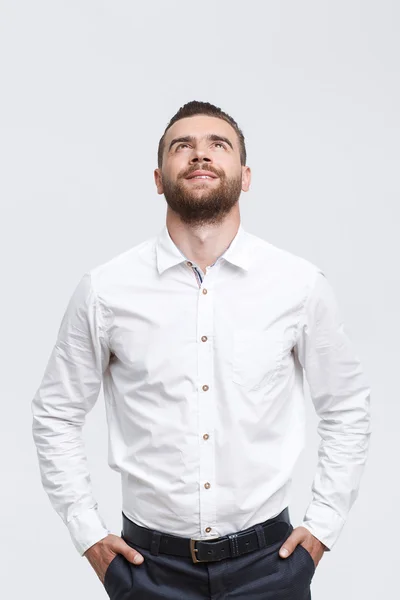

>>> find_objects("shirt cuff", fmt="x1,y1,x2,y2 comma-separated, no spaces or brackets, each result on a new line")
299,502,346,551
66,506,111,556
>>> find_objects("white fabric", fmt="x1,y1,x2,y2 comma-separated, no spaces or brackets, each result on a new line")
31,222,371,556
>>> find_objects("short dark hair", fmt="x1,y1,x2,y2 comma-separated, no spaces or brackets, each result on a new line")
157,100,247,168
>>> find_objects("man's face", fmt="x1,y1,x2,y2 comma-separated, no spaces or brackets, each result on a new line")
154,115,251,226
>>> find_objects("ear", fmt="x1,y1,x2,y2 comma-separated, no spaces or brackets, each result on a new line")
154,168,164,195
241,165,251,192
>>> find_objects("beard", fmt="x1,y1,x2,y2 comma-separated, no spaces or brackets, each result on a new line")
162,169,243,226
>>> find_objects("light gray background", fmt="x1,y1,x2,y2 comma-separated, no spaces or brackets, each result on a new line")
1,1,398,598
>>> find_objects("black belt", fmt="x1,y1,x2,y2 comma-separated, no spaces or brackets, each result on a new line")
121,507,292,563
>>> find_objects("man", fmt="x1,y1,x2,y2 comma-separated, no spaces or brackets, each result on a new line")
31,100,371,599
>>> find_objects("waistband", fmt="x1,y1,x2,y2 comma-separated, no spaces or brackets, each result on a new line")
121,507,292,563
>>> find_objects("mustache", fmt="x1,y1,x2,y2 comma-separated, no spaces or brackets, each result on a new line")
182,166,221,178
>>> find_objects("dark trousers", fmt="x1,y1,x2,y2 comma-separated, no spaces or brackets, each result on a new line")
103,510,316,599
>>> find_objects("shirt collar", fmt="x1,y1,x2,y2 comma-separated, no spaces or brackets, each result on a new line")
155,222,253,275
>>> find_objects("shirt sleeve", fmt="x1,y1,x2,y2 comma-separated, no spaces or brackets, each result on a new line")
31,272,111,556
294,269,372,551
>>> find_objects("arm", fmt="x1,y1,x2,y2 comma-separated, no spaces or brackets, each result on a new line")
294,269,372,551
31,272,111,556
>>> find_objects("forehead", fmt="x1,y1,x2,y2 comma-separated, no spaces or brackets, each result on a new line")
164,115,238,147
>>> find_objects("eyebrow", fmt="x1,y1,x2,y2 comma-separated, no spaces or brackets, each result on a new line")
168,134,234,152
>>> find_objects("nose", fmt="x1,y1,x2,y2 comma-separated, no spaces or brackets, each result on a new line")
189,147,212,164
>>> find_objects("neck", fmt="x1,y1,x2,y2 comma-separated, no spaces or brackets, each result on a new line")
165,209,241,269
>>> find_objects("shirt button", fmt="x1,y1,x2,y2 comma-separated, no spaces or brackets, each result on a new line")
202,288,208,294
202,385,209,391
203,433,209,440
205,527,212,533
201,336,208,342
187,261,193,267
204,482,211,489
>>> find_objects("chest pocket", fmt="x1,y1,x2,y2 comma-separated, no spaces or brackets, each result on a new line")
232,329,284,391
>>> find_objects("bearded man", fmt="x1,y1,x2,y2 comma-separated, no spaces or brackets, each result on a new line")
32,100,371,599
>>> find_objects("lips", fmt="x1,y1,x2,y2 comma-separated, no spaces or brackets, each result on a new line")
186,170,218,179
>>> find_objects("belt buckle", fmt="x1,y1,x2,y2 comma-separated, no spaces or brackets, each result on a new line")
190,538,207,563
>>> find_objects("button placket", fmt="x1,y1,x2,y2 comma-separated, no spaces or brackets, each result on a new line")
197,270,217,537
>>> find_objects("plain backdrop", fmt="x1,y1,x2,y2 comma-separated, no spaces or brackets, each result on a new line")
1,1,399,598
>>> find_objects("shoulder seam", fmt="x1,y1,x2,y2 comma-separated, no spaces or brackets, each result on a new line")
293,267,325,343
87,271,109,345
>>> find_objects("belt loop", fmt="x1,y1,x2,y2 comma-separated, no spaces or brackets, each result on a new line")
254,523,266,549
280,506,290,524
228,533,240,557
150,531,162,556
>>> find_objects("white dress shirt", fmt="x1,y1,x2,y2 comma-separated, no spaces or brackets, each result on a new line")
31,222,371,556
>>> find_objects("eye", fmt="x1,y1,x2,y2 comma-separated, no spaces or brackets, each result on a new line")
175,141,226,151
